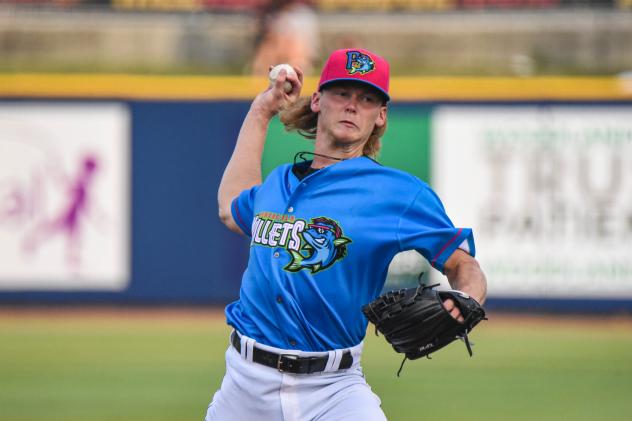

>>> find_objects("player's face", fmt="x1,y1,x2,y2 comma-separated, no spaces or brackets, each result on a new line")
311,82,387,148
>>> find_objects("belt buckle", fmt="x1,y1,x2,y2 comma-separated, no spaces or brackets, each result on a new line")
277,354,299,373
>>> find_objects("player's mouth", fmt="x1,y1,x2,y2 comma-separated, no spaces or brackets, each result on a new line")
339,120,357,128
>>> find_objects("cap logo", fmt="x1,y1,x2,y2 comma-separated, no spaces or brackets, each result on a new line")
345,51,375,75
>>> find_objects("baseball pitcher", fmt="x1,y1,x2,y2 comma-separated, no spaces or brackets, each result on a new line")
209,48,488,420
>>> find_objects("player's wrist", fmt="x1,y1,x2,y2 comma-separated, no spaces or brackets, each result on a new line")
249,100,277,121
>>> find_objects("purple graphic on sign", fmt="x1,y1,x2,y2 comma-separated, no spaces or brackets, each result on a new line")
23,154,101,267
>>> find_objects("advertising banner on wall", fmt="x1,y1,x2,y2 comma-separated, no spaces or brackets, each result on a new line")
432,106,632,298
0,103,130,290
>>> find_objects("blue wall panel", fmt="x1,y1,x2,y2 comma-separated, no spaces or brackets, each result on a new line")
129,101,250,303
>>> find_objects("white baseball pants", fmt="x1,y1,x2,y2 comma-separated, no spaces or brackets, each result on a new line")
204,332,387,421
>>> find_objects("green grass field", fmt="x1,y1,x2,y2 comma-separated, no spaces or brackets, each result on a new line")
1,309,631,421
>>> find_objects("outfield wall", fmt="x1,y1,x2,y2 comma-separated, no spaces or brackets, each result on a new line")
1,75,631,312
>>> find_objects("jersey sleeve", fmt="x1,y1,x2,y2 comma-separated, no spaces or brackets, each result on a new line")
231,185,260,236
397,185,476,273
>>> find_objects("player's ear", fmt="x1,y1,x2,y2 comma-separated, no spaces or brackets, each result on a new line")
310,91,321,113
374,104,387,128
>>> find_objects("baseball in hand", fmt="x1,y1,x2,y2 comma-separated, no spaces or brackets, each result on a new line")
269,64,296,93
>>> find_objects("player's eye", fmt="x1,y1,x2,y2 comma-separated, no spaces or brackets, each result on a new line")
317,228,325,234
362,93,381,104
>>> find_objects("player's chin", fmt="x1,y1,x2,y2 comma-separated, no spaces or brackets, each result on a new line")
332,127,365,144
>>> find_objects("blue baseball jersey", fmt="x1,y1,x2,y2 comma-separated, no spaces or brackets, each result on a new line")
226,156,475,352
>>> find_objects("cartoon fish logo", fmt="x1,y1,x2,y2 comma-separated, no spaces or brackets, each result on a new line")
345,51,375,75
285,217,351,274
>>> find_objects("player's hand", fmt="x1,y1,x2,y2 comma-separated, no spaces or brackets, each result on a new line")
442,298,465,323
252,65,303,119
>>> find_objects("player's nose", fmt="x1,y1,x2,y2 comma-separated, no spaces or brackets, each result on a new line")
344,94,359,113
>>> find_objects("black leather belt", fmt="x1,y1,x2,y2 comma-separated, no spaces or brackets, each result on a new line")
231,331,353,374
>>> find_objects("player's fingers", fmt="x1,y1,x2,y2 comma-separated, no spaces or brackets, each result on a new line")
276,68,287,82
443,299,464,322
286,78,301,97
442,298,455,312
451,307,464,322
285,72,300,89
293,66,305,84
272,69,288,94
281,70,302,98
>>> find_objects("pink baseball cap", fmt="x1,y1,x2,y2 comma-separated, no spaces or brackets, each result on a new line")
318,48,390,101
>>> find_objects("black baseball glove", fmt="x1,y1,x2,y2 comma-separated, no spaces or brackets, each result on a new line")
362,284,486,375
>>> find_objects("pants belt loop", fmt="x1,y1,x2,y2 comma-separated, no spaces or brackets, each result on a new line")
245,338,255,363
239,334,248,360
324,349,342,372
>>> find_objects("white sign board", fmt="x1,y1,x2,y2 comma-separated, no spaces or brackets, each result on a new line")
432,106,632,298
0,103,130,290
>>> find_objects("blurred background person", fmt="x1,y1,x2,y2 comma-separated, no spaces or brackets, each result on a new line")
250,0,319,76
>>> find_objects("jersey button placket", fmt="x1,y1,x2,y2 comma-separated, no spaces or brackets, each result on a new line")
287,180,308,214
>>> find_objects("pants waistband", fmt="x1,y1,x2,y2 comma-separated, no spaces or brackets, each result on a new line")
230,331,361,374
